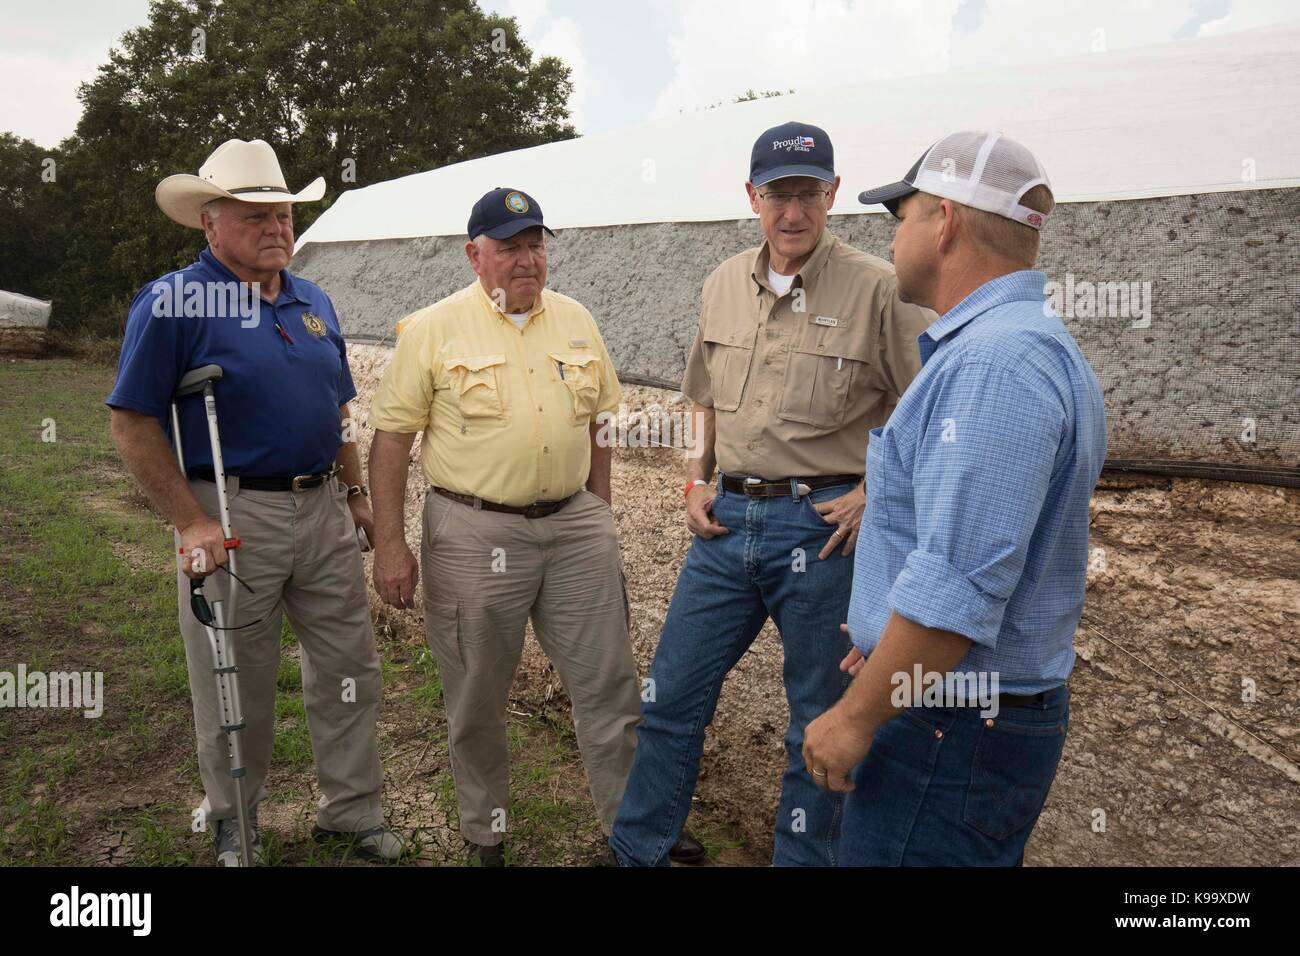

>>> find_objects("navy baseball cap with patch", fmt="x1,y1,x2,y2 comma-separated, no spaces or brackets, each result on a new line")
467,187,556,241
750,122,835,188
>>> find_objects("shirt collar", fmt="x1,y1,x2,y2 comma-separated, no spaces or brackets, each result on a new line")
918,269,1047,363
197,247,306,305
751,227,837,295
473,278,546,323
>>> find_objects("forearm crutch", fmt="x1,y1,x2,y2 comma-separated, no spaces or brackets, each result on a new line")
170,364,255,866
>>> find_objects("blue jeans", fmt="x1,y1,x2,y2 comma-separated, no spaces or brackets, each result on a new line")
839,686,1070,866
611,477,855,866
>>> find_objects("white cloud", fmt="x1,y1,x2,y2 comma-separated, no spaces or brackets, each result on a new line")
0,49,103,148
649,0,1300,122
1198,0,1300,37
651,0,962,120
500,0,589,131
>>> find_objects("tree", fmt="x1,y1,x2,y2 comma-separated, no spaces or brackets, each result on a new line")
0,134,63,303
35,0,578,332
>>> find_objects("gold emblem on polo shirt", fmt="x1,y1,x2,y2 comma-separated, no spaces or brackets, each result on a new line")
301,312,327,337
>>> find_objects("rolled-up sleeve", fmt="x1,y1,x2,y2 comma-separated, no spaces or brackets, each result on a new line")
887,360,1064,647
368,313,435,433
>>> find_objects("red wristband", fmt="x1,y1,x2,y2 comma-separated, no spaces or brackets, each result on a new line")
684,479,708,499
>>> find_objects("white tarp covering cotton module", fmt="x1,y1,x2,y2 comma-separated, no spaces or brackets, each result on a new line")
292,23,1300,475
298,23,1300,246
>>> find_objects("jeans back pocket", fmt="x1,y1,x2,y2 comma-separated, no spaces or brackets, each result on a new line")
962,712,1068,841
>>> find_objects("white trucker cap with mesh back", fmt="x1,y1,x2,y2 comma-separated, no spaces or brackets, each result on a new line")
858,130,1054,230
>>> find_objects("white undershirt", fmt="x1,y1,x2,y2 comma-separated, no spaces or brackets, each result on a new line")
767,265,796,296
505,311,529,330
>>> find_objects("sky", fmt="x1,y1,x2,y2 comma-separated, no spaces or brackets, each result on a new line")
2,0,1298,149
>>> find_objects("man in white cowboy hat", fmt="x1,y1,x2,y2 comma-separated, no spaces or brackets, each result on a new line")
107,138,406,865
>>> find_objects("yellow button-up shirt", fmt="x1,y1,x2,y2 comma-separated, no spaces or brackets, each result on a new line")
369,280,621,506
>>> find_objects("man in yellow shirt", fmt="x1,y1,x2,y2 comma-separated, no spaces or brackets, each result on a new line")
366,188,640,866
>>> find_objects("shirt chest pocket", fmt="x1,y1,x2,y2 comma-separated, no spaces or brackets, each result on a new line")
702,326,758,412
777,322,873,430
548,352,601,424
444,354,507,422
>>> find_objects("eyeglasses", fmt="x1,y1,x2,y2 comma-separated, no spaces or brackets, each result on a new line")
757,188,831,209
189,565,264,631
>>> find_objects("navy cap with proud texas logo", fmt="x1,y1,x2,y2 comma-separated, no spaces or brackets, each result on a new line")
749,121,836,188
467,187,557,241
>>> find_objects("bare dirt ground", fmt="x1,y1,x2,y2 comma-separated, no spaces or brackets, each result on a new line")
5,351,1294,866
344,345,1300,866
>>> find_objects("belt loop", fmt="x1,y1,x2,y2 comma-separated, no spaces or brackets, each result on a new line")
473,496,483,511
790,477,800,502
716,473,726,499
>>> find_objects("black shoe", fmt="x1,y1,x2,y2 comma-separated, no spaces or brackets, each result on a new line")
668,829,707,865
465,839,505,867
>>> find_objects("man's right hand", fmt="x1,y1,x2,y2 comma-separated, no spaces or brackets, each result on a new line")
685,484,729,539
179,516,232,580
374,542,420,608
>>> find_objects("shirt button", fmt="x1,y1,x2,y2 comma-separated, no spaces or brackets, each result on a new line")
818,345,825,352
528,368,534,373
542,487,548,492
985,719,995,728
538,406,543,412
934,729,943,739
543,446,549,453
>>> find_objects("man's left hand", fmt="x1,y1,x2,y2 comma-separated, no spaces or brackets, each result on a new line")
815,484,865,559
348,494,375,551
803,703,875,793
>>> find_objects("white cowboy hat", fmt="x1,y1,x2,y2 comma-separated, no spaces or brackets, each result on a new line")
155,138,326,229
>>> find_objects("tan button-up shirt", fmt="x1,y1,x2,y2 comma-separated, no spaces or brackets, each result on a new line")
369,280,621,506
681,228,933,478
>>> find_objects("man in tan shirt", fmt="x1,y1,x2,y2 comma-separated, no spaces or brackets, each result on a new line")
366,188,641,866
610,123,933,866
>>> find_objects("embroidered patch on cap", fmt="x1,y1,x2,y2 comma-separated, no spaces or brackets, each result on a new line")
505,191,529,214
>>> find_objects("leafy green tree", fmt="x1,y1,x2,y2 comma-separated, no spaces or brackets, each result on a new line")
0,133,63,304
28,0,577,332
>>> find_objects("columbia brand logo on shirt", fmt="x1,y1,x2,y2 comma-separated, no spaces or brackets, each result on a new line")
772,136,815,152
814,315,839,327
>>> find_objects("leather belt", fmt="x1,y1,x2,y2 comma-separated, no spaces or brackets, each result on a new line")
193,464,339,492
997,688,1061,707
433,487,575,519
720,473,862,498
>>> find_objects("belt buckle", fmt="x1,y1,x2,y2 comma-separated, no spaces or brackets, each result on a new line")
291,473,311,492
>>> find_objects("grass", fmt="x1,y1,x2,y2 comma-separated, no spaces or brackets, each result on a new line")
0,358,625,866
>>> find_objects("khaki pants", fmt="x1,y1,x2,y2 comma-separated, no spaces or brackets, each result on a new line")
177,476,384,833
420,488,640,845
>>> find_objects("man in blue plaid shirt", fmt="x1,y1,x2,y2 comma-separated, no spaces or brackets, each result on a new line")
803,131,1107,866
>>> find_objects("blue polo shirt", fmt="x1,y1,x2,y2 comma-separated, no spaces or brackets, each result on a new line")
846,270,1107,694
106,247,357,476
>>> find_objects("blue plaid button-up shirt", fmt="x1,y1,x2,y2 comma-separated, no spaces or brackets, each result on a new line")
847,270,1107,694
